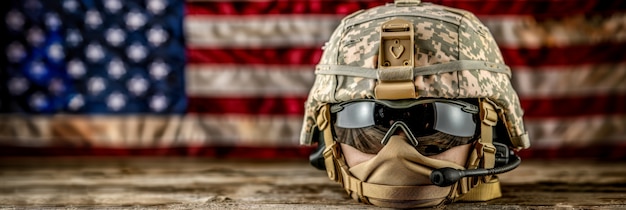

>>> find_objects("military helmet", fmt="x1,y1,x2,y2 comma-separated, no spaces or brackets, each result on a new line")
300,0,530,149
300,0,531,208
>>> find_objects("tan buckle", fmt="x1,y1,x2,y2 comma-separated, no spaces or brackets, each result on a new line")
375,18,416,100
481,101,498,126
316,105,331,130
323,142,339,181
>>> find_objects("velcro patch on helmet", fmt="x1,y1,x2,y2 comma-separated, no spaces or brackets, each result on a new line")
375,18,416,100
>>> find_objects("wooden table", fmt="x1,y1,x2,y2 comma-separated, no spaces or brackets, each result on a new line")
1,157,625,209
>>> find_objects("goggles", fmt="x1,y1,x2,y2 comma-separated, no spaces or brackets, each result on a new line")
331,99,479,155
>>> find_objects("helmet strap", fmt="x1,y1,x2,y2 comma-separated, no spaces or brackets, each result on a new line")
316,104,343,182
317,104,448,207
454,98,502,202
316,99,504,207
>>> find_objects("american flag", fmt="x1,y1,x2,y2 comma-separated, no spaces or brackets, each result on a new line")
1,0,625,159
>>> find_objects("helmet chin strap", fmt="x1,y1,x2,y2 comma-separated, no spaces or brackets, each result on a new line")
346,135,465,208
450,99,503,202
313,99,504,208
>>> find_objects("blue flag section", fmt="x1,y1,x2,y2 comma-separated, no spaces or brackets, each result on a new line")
1,0,186,114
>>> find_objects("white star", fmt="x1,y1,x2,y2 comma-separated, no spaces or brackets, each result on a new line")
105,27,126,47
27,27,45,47
47,43,65,62
85,10,102,29
29,61,47,77
67,59,86,78
63,0,79,12
149,60,169,80
147,26,168,46
127,76,149,96
86,42,105,63
88,77,106,95
6,10,24,31
104,0,122,13
125,10,146,31
126,43,147,62
8,77,28,95
29,92,48,111
66,29,83,47
6,42,25,63
107,92,126,111
107,58,126,79
150,94,167,112
45,13,62,30
68,94,84,110
147,0,167,14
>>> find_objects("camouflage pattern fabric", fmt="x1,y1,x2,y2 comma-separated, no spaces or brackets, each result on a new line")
301,2,530,149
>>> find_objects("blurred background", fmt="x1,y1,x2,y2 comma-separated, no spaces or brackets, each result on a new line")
1,0,625,160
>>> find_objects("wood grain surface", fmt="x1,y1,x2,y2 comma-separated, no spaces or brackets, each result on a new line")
1,157,625,209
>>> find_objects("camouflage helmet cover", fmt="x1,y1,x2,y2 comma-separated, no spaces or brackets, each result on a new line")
300,1,530,149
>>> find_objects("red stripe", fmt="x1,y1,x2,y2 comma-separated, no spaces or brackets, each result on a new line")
188,43,626,67
187,94,626,118
0,146,316,159
186,1,385,16
521,94,626,119
516,143,626,160
186,0,626,17
186,48,323,65
2,145,626,160
501,43,626,67
187,96,306,116
432,0,626,18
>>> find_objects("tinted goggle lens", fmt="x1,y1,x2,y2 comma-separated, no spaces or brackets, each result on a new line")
334,100,478,138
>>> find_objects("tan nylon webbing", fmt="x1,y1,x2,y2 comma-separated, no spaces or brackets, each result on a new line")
456,99,501,202
460,177,502,201
318,105,340,182
318,100,502,205
341,167,445,200
480,100,497,178
317,105,448,207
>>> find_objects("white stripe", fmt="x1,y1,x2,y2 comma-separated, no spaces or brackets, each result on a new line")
186,63,626,99
187,114,302,146
185,13,626,49
512,62,626,98
185,15,341,48
186,64,315,97
481,13,626,48
1,114,624,148
525,114,626,148
0,115,303,147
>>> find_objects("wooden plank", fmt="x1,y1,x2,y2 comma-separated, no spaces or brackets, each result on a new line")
0,157,625,209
